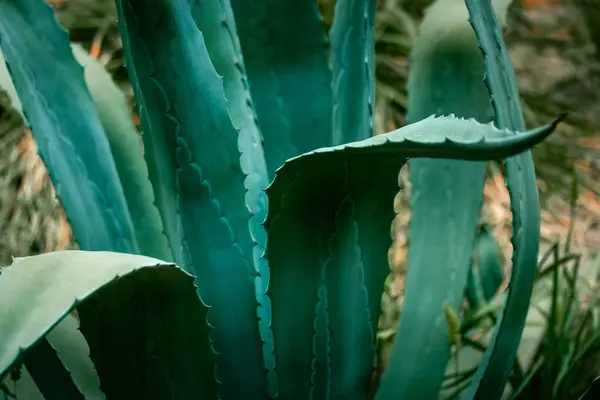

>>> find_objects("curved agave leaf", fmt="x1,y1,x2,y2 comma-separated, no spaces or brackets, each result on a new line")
114,0,267,397
0,0,137,253
466,226,504,311
376,1,512,397
463,0,545,397
229,0,333,178
0,250,217,398
265,114,558,400
187,0,276,395
0,44,172,262
330,0,376,146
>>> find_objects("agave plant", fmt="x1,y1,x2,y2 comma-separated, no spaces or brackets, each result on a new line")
0,0,563,399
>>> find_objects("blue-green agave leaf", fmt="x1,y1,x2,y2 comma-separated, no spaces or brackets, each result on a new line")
465,225,504,312
477,226,504,301
114,0,267,397
45,314,104,399
72,46,173,261
230,0,333,178
1,314,104,400
0,43,172,262
330,0,376,146
0,251,217,399
20,338,84,400
310,264,331,400
0,0,137,253
187,0,276,395
376,1,512,397
265,114,557,400
463,0,546,397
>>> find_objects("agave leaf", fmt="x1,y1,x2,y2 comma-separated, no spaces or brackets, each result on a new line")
266,114,557,400
229,0,333,178
330,0,376,145
0,0,137,253
0,43,172,262
375,1,509,394
0,250,217,398
114,0,267,397
1,315,104,400
20,338,85,400
466,226,504,310
463,0,544,397
187,0,276,395
476,226,504,302
44,314,104,399
71,46,172,261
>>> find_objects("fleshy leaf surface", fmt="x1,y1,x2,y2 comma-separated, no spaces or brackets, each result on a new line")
230,0,333,179
0,251,217,399
114,0,267,397
463,0,544,397
330,0,376,146
0,0,137,253
187,0,276,395
375,1,509,396
265,114,558,400
0,44,172,261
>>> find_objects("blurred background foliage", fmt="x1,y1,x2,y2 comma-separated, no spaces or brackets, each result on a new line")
2,0,600,398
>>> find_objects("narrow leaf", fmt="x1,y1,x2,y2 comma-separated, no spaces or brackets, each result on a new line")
0,43,173,261
463,0,547,397
22,338,84,400
187,0,276,395
230,0,333,178
376,1,498,395
265,114,557,400
0,250,217,398
0,0,138,253
114,0,267,397
330,0,376,145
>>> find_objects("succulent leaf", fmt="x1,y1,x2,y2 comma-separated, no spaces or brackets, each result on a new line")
330,0,376,146
230,0,333,179
187,0,276,395
375,1,510,396
0,251,217,398
20,338,84,400
266,114,557,400
0,0,138,254
0,44,172,261
463,0,545,397
114,0,267,397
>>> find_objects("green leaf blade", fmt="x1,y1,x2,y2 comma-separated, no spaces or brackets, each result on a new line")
0,0,138,253
330,0,376,146
266,115,555,400
0,250,217,399
375,1,512,395
230,0,333,178
115,0,267,397
463,0,547,397
187,1,276,394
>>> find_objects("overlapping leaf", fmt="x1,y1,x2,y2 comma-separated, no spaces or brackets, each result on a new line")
114,0,267,397
0,251,217,399
187,0,276,395
375,1,513,397
463,0,544,397
230,0,333,178
265,114,559,400
330,0,376,146
0,0,137,253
